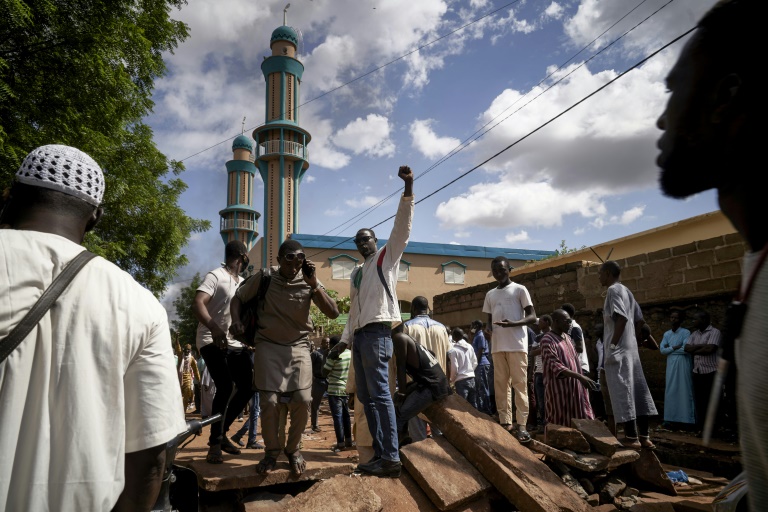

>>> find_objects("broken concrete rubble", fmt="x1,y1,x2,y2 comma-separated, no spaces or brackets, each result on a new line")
571,418,623,456
423,394,589,512
399,435,491,511
545,423,591,453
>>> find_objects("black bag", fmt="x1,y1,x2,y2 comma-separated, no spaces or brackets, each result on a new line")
235,267,271,346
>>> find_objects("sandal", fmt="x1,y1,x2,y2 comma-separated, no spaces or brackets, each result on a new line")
619,437,642,450
639,436,656,449
287,450,307,476
206,444,224,464
516,427,532,444
255,456,277,474
221,437,241,455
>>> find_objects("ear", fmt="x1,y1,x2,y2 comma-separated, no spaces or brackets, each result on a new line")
85,206,103,233
711,73,742,123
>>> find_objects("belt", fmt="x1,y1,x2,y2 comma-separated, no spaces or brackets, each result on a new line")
354,322,392,335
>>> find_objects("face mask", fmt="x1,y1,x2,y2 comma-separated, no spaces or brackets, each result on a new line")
470,328,476,333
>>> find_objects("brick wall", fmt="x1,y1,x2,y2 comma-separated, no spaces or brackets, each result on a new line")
432,232,747,411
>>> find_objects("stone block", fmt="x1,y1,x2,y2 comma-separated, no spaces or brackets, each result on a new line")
587,494,600,506
423,394,589,512
628,504,675,512
714,244,746,262
607,450,641,470
269,474,382,512
571,418,622,456
629,450,677,496
400,435,491,511
545,424,591,453
671,501,716,512
600,476,627,504
562,473,588,500
529,441,609,472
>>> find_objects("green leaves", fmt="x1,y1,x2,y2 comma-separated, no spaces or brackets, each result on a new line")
0,0,206,296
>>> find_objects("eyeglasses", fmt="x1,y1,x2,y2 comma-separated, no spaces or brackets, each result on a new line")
354,235,374,245
283,252,306,262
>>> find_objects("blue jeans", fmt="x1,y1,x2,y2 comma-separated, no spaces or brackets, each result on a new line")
233,391,260,444
328,394,352,445
534,372,545,426
455,377,477,409
475,364,492,414
397,386,435,434
353,323,399,462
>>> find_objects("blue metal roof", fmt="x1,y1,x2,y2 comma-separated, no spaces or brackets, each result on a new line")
291,233,555,261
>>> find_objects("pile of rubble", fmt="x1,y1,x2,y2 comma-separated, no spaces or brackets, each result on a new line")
527,419,676,509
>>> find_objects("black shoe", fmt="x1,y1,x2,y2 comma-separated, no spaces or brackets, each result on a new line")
231,436,245,447
356,455,381,472
311,426,321,433
357,458,402,478
246,440,264,449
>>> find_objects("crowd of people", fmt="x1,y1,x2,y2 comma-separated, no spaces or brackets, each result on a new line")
0,0,762,510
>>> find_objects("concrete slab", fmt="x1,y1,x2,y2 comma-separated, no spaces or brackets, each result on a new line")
423,394,589,512
571,418,622,456
629,450,677,497
545,424,591,453
400,436,491,511
528,440,609,472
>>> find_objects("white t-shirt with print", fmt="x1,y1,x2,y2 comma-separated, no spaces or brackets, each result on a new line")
0,230,186,512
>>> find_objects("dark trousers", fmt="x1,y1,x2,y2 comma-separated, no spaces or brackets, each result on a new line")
311,378,327,428
455,377,477,409
328,394,352,445
475,364,492,414
200,345,254,445
693,371,717,429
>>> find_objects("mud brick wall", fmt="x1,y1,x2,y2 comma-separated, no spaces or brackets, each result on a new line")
433,233,747,412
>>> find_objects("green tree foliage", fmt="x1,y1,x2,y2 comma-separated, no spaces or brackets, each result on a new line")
310,289,350,337
0,0,209,296
543,239,586,260
171,273,203,347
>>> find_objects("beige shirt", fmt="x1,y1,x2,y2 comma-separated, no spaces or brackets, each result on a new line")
236,267,320,392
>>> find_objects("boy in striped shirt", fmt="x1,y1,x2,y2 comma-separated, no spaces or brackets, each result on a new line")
322,336,354,451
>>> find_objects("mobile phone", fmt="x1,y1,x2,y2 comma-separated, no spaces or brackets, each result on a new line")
302,260,314,278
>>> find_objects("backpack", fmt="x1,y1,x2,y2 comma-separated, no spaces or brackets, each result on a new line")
235,267,271,346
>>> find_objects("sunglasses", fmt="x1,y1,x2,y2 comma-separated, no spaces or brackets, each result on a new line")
355,235,374,244
283,252,306,262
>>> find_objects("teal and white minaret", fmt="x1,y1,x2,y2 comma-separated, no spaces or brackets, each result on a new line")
252,8,311,266
219,134,260,249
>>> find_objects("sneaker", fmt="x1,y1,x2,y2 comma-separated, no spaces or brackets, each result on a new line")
311,426,321,433
231,436,245,447
246,440,264,449
357,458,401,478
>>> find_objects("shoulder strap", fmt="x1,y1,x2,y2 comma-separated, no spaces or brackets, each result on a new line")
0,250,97,364
257,267,271,301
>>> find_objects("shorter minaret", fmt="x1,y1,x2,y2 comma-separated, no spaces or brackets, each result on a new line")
219,133,260,250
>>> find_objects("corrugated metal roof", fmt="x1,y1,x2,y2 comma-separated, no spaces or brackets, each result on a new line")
292,233,555,261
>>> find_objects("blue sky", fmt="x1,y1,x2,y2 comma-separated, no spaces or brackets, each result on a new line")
148,0,721,317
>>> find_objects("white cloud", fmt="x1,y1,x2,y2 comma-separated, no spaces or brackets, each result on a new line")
590,205,645,229
304,175,316,183
454,230,471,239
333,114,396,158
410,119,461,160
505,230,530,243
324,207,344,216
345,196,382,208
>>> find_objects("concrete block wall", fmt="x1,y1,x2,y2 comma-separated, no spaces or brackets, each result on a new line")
432,232,747,412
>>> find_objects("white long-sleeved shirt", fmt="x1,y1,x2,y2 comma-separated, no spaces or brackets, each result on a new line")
447,339,478,384
340,194,414,345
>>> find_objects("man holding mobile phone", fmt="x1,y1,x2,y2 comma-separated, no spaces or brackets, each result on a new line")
230,240,339,476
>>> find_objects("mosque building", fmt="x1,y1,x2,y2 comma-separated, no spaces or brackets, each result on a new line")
219,14,555,312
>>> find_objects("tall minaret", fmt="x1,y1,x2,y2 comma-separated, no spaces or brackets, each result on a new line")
219,133,260,250
253,8,311,266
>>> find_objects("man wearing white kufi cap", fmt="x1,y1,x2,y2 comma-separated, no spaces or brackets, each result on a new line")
0,145,186,512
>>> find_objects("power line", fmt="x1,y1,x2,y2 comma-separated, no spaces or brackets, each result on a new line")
174,0,523,164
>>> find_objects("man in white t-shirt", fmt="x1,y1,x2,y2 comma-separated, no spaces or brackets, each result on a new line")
193,239,254,464
483,256,537,443
0,144,186,512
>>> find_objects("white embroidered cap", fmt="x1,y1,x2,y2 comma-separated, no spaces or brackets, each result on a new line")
16,144,105,206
